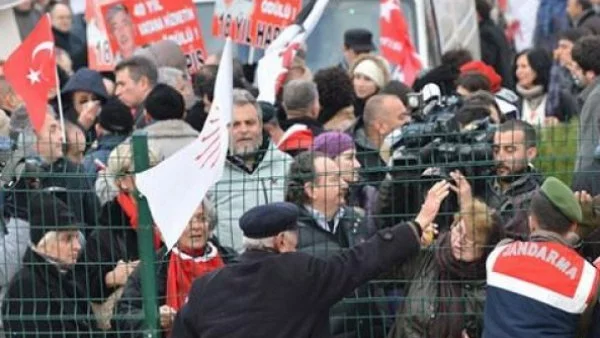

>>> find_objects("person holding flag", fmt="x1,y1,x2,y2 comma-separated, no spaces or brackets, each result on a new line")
2,15,100,229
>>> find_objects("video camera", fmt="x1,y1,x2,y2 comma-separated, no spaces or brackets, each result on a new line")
381,85,497,229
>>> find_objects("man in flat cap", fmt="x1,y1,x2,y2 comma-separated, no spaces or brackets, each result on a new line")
171,181,451,338
484,177,600,338
341,28,376,70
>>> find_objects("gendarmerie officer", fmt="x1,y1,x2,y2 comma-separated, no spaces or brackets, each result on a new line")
170,181,451,338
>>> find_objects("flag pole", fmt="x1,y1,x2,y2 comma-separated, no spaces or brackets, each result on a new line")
54,66,67,144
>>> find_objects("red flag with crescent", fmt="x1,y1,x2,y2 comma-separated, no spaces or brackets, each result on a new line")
5,15,57,134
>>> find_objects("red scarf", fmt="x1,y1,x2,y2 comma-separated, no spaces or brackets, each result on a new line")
165,243,224,311
116,192,163,249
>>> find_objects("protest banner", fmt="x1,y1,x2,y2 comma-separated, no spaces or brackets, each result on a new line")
87,0,207,72
212,0,302,49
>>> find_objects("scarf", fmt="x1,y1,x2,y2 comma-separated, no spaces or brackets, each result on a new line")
116,192,162,249
516,84,545,107
165,243,224,311
433,232,487,338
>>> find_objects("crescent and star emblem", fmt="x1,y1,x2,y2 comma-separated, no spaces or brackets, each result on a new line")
26,41,55,85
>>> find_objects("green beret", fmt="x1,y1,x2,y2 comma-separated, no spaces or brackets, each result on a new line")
539,177,582,223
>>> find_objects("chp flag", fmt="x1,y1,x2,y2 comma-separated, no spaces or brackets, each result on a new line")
379,0,422,86
136,38,233,249
4,14,57,134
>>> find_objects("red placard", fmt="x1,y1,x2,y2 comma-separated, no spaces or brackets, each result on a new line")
211,0,302,49
87,0,207,73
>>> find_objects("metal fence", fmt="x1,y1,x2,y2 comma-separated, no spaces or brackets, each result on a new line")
0,120,594,338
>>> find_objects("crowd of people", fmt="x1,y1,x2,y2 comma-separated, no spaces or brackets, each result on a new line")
0,0,600,337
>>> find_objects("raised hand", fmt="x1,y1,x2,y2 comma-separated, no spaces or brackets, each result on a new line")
415,180,451,230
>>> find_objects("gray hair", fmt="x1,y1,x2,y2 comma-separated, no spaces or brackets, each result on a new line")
157,67,185,89
232,88,262,121
201,197,218,231
282,80,318,114
242,236,276,251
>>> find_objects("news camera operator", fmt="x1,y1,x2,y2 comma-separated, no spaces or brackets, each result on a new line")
376,87,542,235
376,87,498,230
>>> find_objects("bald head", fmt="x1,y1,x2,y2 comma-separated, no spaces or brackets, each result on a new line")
363,94,411,147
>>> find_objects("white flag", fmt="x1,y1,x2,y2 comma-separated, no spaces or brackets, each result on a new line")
136,39,233,249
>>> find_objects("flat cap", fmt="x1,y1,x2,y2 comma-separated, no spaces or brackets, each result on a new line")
240,202,300,239
539,177,582,223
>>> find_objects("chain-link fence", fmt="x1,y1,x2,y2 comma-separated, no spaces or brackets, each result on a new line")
0,119,596,338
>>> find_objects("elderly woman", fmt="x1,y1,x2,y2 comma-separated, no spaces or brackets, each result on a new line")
387,172,504,338
349,55,391,118
115,199,233,336
312,131,378,235
76,142,160,312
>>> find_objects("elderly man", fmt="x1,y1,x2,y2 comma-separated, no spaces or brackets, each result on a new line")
277,80,322,155
2,192,96,337
210,89,292,252
171,181,449,338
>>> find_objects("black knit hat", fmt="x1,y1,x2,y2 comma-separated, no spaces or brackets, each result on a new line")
29,192,82,245
98,97,134,134
144,84,185,121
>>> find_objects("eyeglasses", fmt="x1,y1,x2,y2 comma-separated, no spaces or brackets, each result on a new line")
190,215,209,224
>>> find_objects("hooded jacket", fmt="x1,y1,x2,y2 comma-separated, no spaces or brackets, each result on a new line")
209,139,292,252
61,68,109,124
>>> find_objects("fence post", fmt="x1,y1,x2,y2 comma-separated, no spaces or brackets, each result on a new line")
132,130,159,337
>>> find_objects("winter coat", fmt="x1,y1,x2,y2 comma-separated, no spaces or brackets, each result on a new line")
573,9,600,35
114,243,236,336
41,157,100,230
484,235,599,338
533,0,570,52
347,183,378,236
278,117,323,156
170,222,422,338
75,199,139,301
2,248,99,338
576,78,600,172
13,7,42,40
94,120,199,205
60,68,109,125
484,168,544,223
82,134,128,185
296,206,379,338
479,18,514,89
209,140,292,251
387,249,486,338
143,119,199,160
349,118,389,188
53,27,87,71
0,218,30,311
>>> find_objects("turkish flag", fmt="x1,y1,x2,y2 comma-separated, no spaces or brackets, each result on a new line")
379,0,422,86
4,15,57,134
